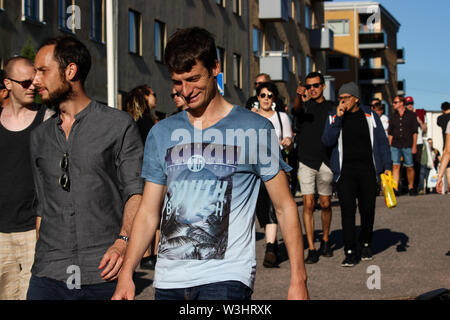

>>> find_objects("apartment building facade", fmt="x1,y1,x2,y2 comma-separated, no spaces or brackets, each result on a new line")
324,1,405,112
0,0,250,114
249,0,335,109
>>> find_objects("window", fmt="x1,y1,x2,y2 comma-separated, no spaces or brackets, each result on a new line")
154,20,166,62
360,57,375,69
23,0,44,22
327,55,350,71
289,46,295,73
1,0,4,10
90,0,104,42
288,0,293,19
296,52,302,75
216,0,225,7
305,5,312,29
252,27,262,56
232,53,241,88
306,56,313,73
327,20,350,36
232,0,241,16
216,47,226,83
129,10,141,55
295,0,301,23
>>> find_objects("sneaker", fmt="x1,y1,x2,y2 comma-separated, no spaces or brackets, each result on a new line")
263,242,278,268
319,240,333,257
341,250,358,267
304,249,320,264
140,255,157,270
360,243,373,261
417,189,425,195
408,188,418,196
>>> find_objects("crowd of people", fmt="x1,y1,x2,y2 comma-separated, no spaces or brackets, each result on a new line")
0,27,449,301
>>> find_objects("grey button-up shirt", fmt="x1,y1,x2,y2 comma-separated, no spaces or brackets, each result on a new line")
30,101,144,285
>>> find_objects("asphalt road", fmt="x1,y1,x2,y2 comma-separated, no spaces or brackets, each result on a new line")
134,193,450,300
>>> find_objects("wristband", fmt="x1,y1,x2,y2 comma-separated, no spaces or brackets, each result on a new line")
117,234,129,243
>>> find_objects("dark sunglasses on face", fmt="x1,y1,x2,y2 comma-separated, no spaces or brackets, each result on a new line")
59,153,70,192
170,92,180,99
259,93,274,99
305,83,322,90
371,102,381,107
8,78,33,89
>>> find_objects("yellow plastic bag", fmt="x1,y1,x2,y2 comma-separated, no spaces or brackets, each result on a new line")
380,171,397,208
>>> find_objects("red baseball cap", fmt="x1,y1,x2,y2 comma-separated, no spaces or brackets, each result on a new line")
405,96,414,104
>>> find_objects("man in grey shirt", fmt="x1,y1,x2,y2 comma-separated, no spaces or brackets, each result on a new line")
27,36,144,300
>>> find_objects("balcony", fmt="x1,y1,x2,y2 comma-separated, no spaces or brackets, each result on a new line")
258,0,288,22
397,79,406,95
259,51,289,82
309,27,334,51
397,48,405,64
359,67,387,85
359,32,386,50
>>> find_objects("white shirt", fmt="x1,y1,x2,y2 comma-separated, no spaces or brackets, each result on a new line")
268,111,292,149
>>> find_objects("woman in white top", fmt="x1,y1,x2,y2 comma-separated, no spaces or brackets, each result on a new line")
254,82,293,268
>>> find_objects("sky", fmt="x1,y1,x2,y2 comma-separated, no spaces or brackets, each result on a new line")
333,0,450,111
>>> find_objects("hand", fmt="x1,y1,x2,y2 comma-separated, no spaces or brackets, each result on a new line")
281,137,293,150
384,170,391,176
296,81,306,97
337,103,346,117
98,239,127,281
111,274,136,300
436,176,443,194
287,281,310,300
412,145,417,155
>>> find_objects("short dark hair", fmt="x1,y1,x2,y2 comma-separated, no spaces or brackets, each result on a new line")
39,36,91,84
256,82,279,98
164,27,218,74
305,72,325,84
441,101,450,111
0,69,6,90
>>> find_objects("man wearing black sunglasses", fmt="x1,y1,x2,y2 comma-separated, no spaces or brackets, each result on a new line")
27,36,144,300
292,72,336,265
0,57,54,300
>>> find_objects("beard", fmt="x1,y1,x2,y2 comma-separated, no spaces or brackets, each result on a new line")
42,78,73,107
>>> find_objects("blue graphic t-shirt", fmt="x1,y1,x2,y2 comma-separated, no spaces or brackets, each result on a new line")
142,106,291,290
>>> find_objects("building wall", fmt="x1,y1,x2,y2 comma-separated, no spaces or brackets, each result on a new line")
0,0,250,114
324,2,401,108
0,0,108,103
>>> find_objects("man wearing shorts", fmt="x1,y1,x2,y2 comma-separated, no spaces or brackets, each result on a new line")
388,96,419,196
293,72,335,264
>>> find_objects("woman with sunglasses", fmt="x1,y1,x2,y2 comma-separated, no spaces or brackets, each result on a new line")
123,84,159,270
255,82,293,268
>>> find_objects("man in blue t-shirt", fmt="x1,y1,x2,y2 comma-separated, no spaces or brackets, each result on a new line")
113,27,309,300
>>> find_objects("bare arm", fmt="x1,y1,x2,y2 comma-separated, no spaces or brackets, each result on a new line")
36,216,41,240
412,133,418,154
112,182,166,300
264,171,309,300
437,134,450,193
98,193,142,281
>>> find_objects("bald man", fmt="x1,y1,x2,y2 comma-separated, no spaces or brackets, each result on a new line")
0,56,53,300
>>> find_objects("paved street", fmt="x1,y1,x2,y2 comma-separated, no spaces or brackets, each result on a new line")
134,193,450,300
